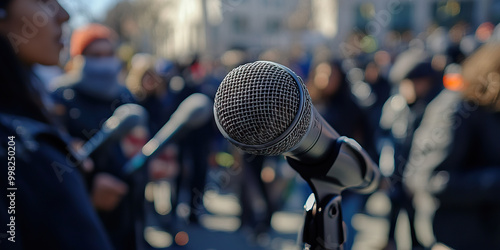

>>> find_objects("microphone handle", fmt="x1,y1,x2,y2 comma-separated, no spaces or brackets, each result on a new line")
122,93,212,175
122,120,184,175
74,104,148,162
75,128,111,161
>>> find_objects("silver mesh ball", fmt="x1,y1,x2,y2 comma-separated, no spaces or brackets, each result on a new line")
214,61,312,155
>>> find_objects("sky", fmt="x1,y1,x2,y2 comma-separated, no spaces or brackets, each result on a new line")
60,0,117,28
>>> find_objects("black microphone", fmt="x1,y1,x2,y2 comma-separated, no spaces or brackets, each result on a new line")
75,103,148,162
123,93,213,174
214,61,379,194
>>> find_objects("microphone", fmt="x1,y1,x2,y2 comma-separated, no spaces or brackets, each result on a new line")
75,103,148,162
123,93,213,174
214,61,379,194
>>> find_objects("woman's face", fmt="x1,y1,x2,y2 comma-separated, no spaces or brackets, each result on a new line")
0,0,69,65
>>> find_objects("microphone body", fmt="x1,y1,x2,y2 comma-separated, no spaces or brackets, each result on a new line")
76,103,148,162
123,93,213,174
285,107,378,195
214,61,379,194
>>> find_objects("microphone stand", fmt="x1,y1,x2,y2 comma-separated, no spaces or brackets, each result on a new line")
300,193,344,250
287,138,377,250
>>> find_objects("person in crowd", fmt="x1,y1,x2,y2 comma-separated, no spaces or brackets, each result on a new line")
239,153,276,238
405,42,500,249
0,0,113,249
362,60,392,131
171,56,216,224
126,54,180,134
308,60,369,143
347,58,392,160
125,54,181,225
50,23,140,249
307,59,372,250
378,48,443,249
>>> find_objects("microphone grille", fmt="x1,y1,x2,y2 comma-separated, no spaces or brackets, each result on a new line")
214,61,311,155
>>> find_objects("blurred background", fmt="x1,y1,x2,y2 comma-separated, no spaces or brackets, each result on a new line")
59,0,499,62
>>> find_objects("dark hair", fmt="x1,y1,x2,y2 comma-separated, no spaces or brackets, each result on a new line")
0,35,51,123
0,0,12,10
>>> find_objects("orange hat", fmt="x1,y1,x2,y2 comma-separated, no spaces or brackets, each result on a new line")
70,23,117,57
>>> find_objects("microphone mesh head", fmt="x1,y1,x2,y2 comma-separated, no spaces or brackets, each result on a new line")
214,61,311,155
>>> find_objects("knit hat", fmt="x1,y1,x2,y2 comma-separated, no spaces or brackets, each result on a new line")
70,23,117,57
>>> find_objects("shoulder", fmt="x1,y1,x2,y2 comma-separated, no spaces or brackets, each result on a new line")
0,113,67,157
50,72,80,91
51,78,80,106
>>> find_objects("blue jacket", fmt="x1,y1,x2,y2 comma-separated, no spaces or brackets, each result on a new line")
0,113,112,249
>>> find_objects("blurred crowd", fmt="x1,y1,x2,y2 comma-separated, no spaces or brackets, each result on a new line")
1,1,500,249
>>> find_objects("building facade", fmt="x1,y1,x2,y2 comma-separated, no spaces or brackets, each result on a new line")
316,0,497,46
122,0,500,60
